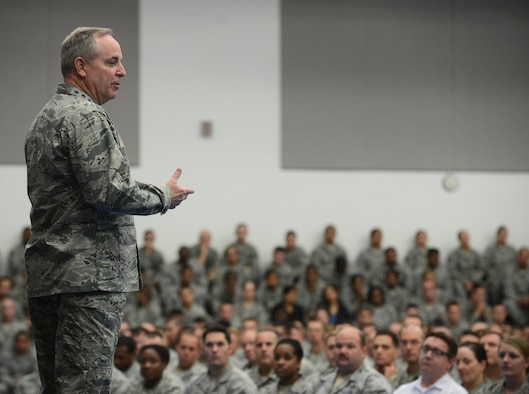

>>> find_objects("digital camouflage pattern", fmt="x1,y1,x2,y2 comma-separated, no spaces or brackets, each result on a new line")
28,292,126,393
24,83,172,297
184,365,258,394
313,365,393,394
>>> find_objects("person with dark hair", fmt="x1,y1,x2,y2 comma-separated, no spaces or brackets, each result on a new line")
266,247,295,289
270,286,305,324
317,284,350,327
311,225,347,285
421,248,450,300
356,228,385,286
24,26,194,393
445,300,470,342
447,231,484,302
463,283,492,325
504,247,529,327
295,264,326,320
487,336,529,394
404,230,429,297
314,325,392,394
132,344,185,393
483,226,516,305
0,330,38,394
456,342,488,394
114,335,140,380
394,332,466,394
226,224,261,285
259,338,318,394
366,285,398,330
373,329,400,383
257,269,283,316
185,325,257,393
283,230,309,284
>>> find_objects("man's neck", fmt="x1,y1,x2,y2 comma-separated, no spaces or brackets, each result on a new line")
311,342,324,354
407,361,420,374
421,372,445,388
259,363,274,377
484,365,502,381
209,363,228,379
178,363,192,372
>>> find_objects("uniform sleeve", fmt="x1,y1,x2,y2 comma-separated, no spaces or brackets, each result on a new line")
69,110,171,215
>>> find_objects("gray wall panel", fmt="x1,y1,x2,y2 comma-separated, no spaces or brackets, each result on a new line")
0,0,139,165
282,0,529,171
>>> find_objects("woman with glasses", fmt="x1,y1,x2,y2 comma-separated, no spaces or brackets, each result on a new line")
487,336,529,394
456,342,488,394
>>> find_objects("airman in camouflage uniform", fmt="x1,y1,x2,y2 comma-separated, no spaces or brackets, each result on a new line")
24,27,193,393
313,326,392,394
185,326,258,394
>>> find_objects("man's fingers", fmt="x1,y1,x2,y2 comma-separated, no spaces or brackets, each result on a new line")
171,168,182,182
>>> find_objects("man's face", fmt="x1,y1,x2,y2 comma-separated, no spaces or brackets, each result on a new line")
236,225,247,241
176,333,200,369
255,331,278,367
400,326,423,363
324,226,335,243
241,330,257,363
373,334,399,368
480,333,501,367
446,305,461,325
14,333,31,355
518,248,529,269
203,332,230,371
325,335,337,367
334,327,366,374
114,345,135,371
307,321,325,345
419,336,453,380
422,280,436,302
82,34,126,105
163,320,181,346
286,233,296,248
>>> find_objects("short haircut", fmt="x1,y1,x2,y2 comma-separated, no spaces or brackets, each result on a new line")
203,325,231,344
427,248,439,257
61,27,113,76
176,327,198,345
459,341,487,365
275,338,303,361
258,328,281,342
116,336,136,353
375,329,399,348
139,344,170,364
425,331,458,359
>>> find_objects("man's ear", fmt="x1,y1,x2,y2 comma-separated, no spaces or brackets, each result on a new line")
74,57,88,77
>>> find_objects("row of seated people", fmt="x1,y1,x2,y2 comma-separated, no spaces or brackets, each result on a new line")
123,244,529,336
0,224,524,310
3,299,529,394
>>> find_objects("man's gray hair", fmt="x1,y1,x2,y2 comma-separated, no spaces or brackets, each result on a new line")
60,27,113,77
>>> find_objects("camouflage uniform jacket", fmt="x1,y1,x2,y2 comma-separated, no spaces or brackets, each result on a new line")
259,372,320,394
184,364,258,394
24,84,171,297
313,364,393,394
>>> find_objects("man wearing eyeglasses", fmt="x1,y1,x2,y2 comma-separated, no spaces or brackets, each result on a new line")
394,332,467,394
